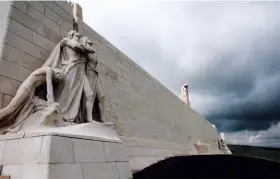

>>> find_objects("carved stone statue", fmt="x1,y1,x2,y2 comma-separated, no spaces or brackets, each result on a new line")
218,133,232,154
0,30,112,134
0,67,64,134
80,36,106,123
43,30,97,124
181,84,191,106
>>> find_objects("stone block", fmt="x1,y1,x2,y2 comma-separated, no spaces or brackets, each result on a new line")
4,31,41,59
59,26,67,39
48,163,83,179
0,93,3,109
54,1,73,15
2,44,24,66
106,67,118,80
27,5,59,32
116,162,133,179
44,28,61,44
40,48,51,61
32,32,55,52
0,76,20,96
60,10,73,23
82,163,119,179
125,147,174,157
104,143,128,162
2,137,42,165
129,157,159,172
22,164,48,179
0,141,6,163
0,59,31,82
10,7,46,38
7,18,33,42
72,138,106,163
45,6,70,31
2,44,44,71
194,143,210,154
27,1,44,14
3,95,13,108
12,1,28,13
2,165,23,179
43,1,62,15
39,136,74,164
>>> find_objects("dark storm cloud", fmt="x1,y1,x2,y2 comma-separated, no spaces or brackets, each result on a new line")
80,1,280,145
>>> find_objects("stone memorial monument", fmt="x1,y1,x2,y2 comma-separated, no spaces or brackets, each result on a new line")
181,84,191,106
0,1,226,178
218,133,232,154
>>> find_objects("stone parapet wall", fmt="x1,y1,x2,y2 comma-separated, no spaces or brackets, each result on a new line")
80,22,218,147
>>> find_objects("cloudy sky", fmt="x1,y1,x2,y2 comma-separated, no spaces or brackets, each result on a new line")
77,0,280,147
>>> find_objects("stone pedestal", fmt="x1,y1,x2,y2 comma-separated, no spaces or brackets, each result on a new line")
0,123,133,179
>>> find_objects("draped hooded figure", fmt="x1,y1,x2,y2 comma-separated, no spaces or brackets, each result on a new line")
43,30,96,123
79,36,105,123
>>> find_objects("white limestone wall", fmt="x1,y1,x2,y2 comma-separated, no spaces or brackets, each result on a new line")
0,134,132,179
0,1,220,164
80,23,219,148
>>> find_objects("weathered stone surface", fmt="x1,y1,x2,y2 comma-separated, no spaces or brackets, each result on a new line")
0,141,6,163
129,156,159,172
54,1,73,15
4,31,41,59
27,1,44,14
0,93,3,108
32,32,55,52
22,164,48,179
82,163,119,179
0,75,20,96
39,136,74,164
42,1,62,15
10,6,46,37
27,5,59,32
2,44,44,70
104,143,128,162
7,18,33,42
2,165,23,179
0,59,31,82
3,95,13,108
125,146,174,157
48,163,83,179
72,138,106,163
60,10,73,23
12,1,28,13
116,162,133,179
45,6,70,31
2,137,42,165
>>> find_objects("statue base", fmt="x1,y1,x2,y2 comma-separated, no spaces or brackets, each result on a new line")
0,123,133,179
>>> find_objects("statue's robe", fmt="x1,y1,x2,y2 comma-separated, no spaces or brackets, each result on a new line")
43,39,89,122
79,53,100,123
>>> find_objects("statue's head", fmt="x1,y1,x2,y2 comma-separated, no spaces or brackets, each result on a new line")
53,68,65,82
80,36,93,47
68,30,81,42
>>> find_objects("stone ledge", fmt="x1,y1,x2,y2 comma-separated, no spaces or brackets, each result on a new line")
0,122,122,143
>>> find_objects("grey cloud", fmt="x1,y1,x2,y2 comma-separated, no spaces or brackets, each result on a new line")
79,0,280,146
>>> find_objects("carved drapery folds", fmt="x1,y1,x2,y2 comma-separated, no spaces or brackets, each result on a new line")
0,30,106,134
